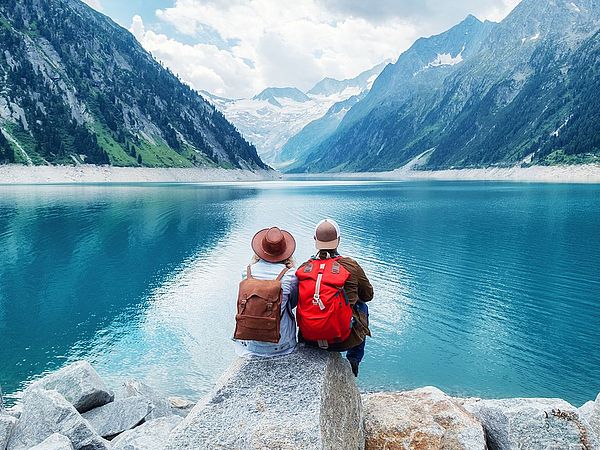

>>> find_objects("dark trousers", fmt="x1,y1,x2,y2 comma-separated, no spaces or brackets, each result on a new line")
346,302,369,364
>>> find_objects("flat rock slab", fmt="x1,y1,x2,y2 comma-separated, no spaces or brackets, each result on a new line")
1,414,18,449
7,388,109,450
29,433,74,450
165,345,364,450
27,361,114,413
362,387,486,450
82,396,152,438
462,397,600,450
111,416,182,450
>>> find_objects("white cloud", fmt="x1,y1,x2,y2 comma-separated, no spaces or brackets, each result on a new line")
482,0,524,22
82,0,103,12
130,0,522,99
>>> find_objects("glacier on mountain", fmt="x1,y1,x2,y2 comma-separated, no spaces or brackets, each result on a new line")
203,62,388,165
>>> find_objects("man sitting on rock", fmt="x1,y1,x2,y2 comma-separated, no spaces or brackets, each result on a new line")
295,219,373,376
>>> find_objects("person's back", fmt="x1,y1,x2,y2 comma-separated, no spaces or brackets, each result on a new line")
296,219,373,376
233,227,298,358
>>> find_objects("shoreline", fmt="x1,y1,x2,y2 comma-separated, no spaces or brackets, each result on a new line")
2,356,598,449
1,163,600,184
0,164,600,185
288,163,600,184
0,164,279,185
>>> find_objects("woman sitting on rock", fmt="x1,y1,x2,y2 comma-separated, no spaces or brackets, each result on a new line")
233,227,298,357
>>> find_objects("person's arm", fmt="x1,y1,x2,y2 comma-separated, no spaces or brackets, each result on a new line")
288,273,299,309
355,262,374,302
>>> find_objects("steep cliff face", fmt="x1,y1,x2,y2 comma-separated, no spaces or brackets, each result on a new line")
0,0,267,169
279,92,367,168
291,0,600,172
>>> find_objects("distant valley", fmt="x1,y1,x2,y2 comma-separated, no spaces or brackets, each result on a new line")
202,62,386,166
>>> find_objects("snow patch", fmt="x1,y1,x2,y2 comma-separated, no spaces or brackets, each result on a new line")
424,48,464,69
568,2,581,13
366,74,379,90
522,33,541,44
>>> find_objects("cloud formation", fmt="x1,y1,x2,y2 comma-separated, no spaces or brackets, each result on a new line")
130,0,522,99
320,0,522,28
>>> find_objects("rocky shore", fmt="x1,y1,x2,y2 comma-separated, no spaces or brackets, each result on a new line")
1,349,598,449
288,164,600,184
0,165,279,184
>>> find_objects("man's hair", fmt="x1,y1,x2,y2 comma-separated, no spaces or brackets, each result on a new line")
317,249,337,260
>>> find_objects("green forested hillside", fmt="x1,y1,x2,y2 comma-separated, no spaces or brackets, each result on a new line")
0,0,267,169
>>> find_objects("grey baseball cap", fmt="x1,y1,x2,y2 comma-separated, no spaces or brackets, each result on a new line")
314,218,341,250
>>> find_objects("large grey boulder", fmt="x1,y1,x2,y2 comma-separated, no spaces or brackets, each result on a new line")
27,361,114,413
29,434,74,450
0,414,18,449
362,387,486,450
82,396,152,438
111,416,181,450
165,346,364,449
7,389,109,450
579,393,600,442
462,397,599,450
123,380,171,420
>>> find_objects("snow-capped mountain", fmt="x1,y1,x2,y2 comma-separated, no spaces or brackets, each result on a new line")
202,62,388,165
290,0,600,173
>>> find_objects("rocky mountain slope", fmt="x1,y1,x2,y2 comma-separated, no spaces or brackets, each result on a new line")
0,0,267,169
204,62,387,165
278,92,367,167
290,0,600,172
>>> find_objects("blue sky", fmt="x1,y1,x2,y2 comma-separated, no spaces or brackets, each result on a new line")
83,0,522,98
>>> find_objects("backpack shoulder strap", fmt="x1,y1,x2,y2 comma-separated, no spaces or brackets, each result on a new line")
246,265,253,279
276,267,289,281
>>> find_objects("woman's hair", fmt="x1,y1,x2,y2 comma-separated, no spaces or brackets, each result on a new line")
251,254,296,269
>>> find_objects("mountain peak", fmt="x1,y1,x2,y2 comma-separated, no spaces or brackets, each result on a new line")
307,61,389,97
463,14,482,24
253,87,310,104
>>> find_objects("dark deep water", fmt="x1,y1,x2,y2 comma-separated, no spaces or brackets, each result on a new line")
0,180,599,405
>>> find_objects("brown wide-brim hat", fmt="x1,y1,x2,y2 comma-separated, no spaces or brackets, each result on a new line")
251,227,296,263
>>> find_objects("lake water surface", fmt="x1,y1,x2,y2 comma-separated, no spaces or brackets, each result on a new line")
1,180,599,405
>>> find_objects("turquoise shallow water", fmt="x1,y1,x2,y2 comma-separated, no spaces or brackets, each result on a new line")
0,180,599,405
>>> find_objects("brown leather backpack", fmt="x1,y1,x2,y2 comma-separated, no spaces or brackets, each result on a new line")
234,265,289,343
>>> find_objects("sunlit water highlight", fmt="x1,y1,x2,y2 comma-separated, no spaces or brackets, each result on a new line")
0,180,599,405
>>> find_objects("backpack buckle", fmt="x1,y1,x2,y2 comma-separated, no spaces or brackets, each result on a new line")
312,294,326,311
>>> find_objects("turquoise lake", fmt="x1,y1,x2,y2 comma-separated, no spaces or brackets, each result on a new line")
0,180,599,406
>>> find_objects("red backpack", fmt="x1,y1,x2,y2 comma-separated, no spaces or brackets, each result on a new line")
296,257,352,347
